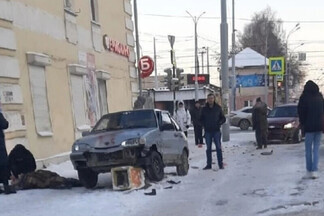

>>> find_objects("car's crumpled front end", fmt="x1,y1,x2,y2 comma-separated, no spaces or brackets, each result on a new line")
70,128,153,173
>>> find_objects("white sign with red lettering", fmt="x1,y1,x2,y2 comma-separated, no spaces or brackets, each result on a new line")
103,35,130,58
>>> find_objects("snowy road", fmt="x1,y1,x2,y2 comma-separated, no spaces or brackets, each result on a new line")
1,128,324,216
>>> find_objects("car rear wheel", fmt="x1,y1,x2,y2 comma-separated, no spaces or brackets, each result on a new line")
176,150,189,176
145,151,164,181
293,128,302,143
239,119,250,130
78,169,98,189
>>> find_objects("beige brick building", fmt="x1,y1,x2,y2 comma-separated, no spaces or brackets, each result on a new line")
0,0,138,161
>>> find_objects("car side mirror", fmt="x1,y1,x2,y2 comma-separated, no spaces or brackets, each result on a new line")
160,123,175,131
82,131,91,137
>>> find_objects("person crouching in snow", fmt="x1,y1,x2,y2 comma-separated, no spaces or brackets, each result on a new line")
173,101,191,137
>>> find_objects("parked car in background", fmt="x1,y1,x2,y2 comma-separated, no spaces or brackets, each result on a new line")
267,104,303,143
230,106,271,130
70,109,189,188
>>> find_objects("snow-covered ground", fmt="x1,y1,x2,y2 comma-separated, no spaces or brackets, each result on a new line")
1,128,324,216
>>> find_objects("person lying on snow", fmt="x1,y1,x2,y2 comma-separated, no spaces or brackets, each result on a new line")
0,144,81,193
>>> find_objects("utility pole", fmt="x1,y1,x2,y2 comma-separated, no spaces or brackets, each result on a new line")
206,47,210,75
230,0,236,111
187,11,205,101
133,0,142,95
153,37,158,89
220,0,230,142
200,48,206,74
285,23,300,103
264,22,268,105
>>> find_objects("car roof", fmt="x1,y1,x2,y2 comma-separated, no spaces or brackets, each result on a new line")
275,103,297,108
101,109,165,118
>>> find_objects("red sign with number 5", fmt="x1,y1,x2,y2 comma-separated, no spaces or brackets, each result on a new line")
139,56,154,78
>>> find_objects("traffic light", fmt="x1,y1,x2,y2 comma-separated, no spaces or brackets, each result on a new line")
170,78,179,91
277,81,282,88
176,68,184,89
163,68,172,89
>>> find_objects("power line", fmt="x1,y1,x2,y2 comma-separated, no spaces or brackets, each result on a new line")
140,13,324,24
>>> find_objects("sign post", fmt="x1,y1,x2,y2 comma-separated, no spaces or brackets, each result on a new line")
168,35,177,115
269,57,285,106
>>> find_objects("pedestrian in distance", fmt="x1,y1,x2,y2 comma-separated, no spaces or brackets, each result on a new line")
252,97,268,149
298,80,324,179
174,101,191,137
190,101,204,147
200,93,226,170
0,110,16,194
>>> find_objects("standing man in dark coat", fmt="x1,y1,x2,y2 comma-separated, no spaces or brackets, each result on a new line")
0,110,16,194
298,80,324,179
200,93,226,170
190,101,204,146
252,97,268,149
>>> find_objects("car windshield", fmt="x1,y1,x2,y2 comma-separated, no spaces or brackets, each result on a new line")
92,110,157,132
268,106,297,118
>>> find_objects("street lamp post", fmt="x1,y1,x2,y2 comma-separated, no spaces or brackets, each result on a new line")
285,23,300,103
186,11,205,102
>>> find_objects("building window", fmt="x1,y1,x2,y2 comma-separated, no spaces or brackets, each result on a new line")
97,79,108,116
90,0,99,22
244,100,253,107
70,75,89,132
28,65,53,136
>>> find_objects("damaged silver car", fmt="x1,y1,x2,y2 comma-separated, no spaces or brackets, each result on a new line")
70,109,189,188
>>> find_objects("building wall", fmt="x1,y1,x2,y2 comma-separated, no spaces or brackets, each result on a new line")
0,0,136,159
234,67,274,109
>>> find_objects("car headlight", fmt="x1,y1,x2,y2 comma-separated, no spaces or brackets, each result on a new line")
284,122,294,129
121,137,146,147
73,143,90,152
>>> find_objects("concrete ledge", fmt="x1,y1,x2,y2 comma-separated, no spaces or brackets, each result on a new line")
36,151,71,169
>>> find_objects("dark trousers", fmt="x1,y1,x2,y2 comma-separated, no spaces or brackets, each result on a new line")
205,131,223,168
0,165,9,186
255,128,267,148
193,125,203,145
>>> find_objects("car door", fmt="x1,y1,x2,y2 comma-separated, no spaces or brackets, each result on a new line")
160,112,182,165
242,108,253,125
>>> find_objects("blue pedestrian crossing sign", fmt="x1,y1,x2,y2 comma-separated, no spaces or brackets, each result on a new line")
269,57,285,75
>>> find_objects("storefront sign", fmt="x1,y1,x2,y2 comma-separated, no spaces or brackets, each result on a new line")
103,34,130,58
187,74,210,85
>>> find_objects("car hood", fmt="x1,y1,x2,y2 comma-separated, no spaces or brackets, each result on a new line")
74,128,155,148
267,117,297,125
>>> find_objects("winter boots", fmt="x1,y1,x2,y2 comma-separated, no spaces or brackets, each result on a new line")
0,184,16,195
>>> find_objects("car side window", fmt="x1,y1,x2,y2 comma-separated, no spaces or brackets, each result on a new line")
243,108,253,113
170,116,181,131
161,113,172,125
156,111,162,126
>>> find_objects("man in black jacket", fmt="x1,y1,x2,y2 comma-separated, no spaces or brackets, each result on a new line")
8,144,36,178
190,101,204,146
200,93,226,170
252,97,268,149
298,80,324,179
0,111,16,194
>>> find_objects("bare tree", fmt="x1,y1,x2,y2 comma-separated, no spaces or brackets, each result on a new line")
238,7,305,90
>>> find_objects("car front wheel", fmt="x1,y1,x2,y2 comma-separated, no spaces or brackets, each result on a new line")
78,169,98,189
176,150,189,176
145,151,164,181
293,128,302,143
239,119,250,130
